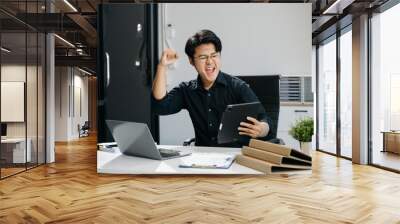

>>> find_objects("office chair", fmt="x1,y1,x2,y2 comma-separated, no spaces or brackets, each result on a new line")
78,121,90,138
183,75,284,146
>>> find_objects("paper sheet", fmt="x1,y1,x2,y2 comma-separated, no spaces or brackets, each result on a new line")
179,153,235,169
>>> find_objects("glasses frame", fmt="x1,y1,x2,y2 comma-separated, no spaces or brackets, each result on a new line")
194,52,220,63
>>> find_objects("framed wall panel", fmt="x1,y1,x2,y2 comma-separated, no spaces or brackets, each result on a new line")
1,82,25,122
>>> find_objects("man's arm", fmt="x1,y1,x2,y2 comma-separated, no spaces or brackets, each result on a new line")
152,49,185,115
152,65,168,100
152,49,178,100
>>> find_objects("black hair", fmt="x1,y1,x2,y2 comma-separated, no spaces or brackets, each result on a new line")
184,29,222,60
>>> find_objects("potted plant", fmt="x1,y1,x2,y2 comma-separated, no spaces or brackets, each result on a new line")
289,117,314,155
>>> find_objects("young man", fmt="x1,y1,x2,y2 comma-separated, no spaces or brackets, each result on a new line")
152,29,272,147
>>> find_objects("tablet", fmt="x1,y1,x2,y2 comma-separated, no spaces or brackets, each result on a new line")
217,102,262,144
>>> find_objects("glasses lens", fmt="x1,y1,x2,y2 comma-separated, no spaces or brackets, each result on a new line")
197,53,219,62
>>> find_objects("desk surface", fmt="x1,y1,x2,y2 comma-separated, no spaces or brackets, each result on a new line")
97,145,263,175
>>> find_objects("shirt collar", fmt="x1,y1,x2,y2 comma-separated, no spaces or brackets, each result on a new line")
196,71,227,91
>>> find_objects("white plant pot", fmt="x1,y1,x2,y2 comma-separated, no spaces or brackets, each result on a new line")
300,141,311,155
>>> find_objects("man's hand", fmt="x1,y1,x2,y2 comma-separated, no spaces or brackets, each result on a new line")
238,117,269,138
160,48,179,67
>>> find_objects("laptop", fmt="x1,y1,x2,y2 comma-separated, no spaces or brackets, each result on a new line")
106,120,191,160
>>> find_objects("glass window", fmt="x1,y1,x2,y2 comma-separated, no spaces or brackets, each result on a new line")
318,36,337,154
1,8,28,178
340,28,352,158
0,1,46,179
38,32,46,165
27,29,38,169
371,3,400,171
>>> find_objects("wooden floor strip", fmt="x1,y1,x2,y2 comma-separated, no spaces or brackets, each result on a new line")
0,135,400,223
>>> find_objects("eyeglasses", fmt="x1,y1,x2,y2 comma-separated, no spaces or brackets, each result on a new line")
194,52,220,63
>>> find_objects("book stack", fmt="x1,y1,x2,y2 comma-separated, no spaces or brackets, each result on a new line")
236,139,312,174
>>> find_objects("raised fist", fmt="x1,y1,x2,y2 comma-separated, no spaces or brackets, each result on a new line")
160,48,178,66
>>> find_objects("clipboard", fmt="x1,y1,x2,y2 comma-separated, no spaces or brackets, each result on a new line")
179,153,236,169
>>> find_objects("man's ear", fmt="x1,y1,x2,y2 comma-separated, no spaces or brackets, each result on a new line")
189,57,194,66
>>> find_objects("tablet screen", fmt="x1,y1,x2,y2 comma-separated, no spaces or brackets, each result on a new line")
217,102,262,144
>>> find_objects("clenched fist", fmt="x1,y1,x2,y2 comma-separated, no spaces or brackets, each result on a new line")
160,48,179,67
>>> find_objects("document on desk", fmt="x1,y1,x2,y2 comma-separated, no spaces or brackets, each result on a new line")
179,153,235,169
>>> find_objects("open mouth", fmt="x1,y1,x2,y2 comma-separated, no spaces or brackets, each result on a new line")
205,66,216,76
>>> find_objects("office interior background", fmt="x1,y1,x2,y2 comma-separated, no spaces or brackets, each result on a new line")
1,0,399,179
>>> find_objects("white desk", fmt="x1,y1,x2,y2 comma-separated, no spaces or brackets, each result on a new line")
97,145,263,175
1,138,31,163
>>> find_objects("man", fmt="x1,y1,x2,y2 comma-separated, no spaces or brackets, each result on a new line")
152,29,272,147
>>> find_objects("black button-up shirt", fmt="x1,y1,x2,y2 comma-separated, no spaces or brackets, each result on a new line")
152,71,272,147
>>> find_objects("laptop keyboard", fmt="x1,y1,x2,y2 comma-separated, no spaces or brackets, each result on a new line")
159,148,181,157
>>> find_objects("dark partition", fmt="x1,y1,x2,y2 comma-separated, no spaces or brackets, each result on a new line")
236,75,280,139
97,4,159,143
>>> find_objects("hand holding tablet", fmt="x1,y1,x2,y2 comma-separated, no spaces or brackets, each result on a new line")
217,102,263,144
238,116,269,138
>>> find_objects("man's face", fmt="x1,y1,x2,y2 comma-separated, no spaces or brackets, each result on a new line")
190,43,221,87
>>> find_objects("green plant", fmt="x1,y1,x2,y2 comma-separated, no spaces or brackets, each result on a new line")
289,117,314,142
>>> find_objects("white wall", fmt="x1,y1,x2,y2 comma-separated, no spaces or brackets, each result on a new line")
55,67,89,141
158,3,312,145
55,67,68,141
72,73,89,137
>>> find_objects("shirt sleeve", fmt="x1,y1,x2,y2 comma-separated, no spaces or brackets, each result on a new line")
151,83,186,115
237,82,276,140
